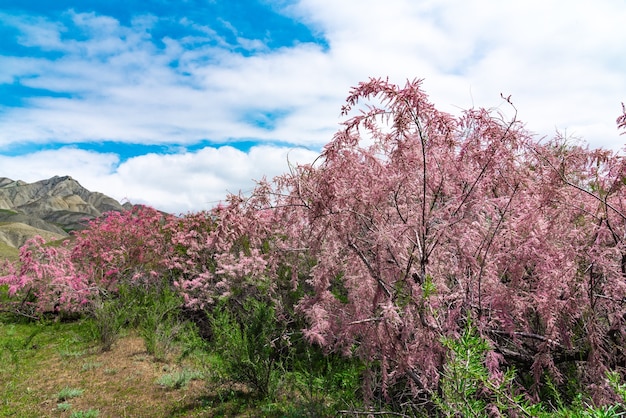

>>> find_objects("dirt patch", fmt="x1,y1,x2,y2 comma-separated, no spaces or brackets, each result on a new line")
28,335,209,417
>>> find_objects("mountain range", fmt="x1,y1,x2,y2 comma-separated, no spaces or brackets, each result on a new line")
0,175,129,253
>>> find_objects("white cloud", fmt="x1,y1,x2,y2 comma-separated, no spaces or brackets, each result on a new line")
1,0,626,212
109,145,319,213
0,148,119,181
0,145,319,214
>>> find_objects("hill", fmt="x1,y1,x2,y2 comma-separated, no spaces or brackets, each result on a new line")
0,175,127,250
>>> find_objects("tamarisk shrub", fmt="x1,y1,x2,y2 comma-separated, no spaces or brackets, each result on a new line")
269,78,626,407
169,194,276,310
0,236,90,316
0,205,176,317
71,205,175,292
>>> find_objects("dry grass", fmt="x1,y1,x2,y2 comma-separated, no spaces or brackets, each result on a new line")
0,323,213,418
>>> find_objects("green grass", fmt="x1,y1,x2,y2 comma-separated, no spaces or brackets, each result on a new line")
0,315,91,416
56,386,85,402
0,310,364,417
0,241,19,262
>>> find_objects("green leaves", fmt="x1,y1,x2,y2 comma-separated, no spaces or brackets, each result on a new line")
210,299,283,399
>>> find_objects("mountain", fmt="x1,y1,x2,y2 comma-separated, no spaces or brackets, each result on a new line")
0,175,127,249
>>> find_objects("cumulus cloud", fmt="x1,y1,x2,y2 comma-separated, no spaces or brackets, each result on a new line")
0,145,319,214
1,0,626,212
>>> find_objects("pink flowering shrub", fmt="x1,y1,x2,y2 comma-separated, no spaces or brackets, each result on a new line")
169,194,279,310
0,205,176,316
0,236,91,316
70,205,175,291
267,78,626,405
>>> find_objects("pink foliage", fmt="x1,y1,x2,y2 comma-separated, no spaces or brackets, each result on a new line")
0,236,91,314
271,78,626,400
169,193,278,309
618,102,626,135
70,205,174,290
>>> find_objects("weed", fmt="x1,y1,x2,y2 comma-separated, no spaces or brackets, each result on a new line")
57,402,72,411
59,348,86,359
88,297,125,352
435,317,540,417
210,299,285,399
156,368,203,389
81,361,102,372
56,387,84,402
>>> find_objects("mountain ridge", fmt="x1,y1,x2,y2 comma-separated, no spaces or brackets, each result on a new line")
0,175,129,249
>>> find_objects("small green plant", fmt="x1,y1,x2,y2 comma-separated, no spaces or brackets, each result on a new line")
289,343,363,414
59,348,86,359
156,368,202,389
70,409,99,418
606,370,626,402
115,282,190,361
435,317,539,417
56,387,84,402
88,296,125,352
81,361,102,372
56,402,72,411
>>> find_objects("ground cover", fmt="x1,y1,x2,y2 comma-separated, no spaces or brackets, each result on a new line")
0,313,356,417
0,316,214,417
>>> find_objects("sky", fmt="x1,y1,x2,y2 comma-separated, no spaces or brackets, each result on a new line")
1,0,625,214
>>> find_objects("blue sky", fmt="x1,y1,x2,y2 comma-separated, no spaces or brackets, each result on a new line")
1,0,626,213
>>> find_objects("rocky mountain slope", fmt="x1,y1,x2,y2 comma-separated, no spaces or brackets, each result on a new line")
0,176,128,249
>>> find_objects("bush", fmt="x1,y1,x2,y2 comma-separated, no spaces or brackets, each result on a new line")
210,298,285,399
435,318,539,417
88,296,125,352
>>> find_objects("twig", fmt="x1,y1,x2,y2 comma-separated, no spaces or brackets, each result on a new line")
348,317,383,326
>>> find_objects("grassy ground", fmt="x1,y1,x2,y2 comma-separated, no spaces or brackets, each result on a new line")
0,315,250,418
0,242,18,262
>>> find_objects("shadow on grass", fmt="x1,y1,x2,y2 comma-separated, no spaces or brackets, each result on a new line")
168,388,258,417
168,387,337,418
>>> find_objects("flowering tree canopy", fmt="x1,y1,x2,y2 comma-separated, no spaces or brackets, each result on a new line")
272,78,626,401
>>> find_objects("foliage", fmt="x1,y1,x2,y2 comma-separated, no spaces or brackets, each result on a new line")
209,298,286,399
0,205,174,317
156,368,203,389
69,410,100,418
288,345,364,415
135,285,191,361
88,295,125,352
264,78,626,406
169,199,278,311
0,236,92,316
435,317,540,417
56,386,84,401
70,205,174,292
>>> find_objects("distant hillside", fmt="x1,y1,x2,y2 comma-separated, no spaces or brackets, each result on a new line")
0,175,128,249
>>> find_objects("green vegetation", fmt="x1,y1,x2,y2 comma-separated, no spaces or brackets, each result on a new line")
0,241,18,262
56,387,85,402
0,304,366,417
156,368,203,389
2,305,624,417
